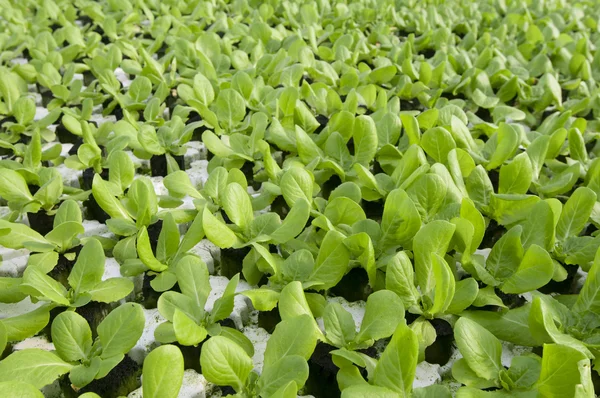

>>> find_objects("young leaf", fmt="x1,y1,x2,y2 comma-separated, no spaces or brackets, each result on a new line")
556,187,596,242
537,344,589,398
142,345,184,398
51,312,92,362
202,207,241,249
263,315,318,368
0,349,72,388
200,336,253,392
324,303,357,348
68,239,105,295
222,182,254,231
372,323,418,395
501,244,554,294
356,290,405,343
454,317,503,381
97,303,144,359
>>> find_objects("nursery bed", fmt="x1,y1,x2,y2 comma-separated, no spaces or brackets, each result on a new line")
1,0,600,397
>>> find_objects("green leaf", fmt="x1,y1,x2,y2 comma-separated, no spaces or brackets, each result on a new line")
92,174,132,220
356,290,405,343
0,349,72,388
0,323,6,355
51,311,92,362
280,167,313,207
421,127,456,163
215,88,246,131
156,213,180,263
501,244,554,294
385,251,420,308
573,248,600,314
142,345,184,398
258,355,309,396
2,306,51,341
242,289,281,311
454,317,502,381
485,123,519,170
137,227,168,272
88,278,134,303
372,323,418,396
202,207,241,249
68,239,105,295
413,220,456,293
0,168,33,205
269,199,310,244
380,188,421,248
309,230,350,290
446,278,478,314
173,309,207,346
176,255,210,310
21,267,70,306
486,226,523,281
324,302,356,348
427,254,455,316
0,220,49,250
498,153,532,195
263,315,318,367
108,151,134,193
556,187,596,242
200,336,253,392
452,358,497,389
223,183,254,231
353,115,378,165
0,381,44,398
97,303,144,358
163,171,202,199
537,344,588,398
461,307,538,347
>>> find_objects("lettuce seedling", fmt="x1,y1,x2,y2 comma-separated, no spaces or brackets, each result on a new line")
20,239,133,308
452,317,595,397
0,95,60,143
241,229,350,310
153,256,252,350
452,317,539,391
137,115,194,173
0,303,144,389
92,173,159,236
200,315,317,397
334,322,450,397
0,167,63,221
132,211,205,291
323,290,405,352
0,199,85,255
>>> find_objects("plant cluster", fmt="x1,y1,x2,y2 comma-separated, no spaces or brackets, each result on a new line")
0,0,600,397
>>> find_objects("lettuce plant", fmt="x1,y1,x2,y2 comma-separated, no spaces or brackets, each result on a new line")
334,323,450,397
153,255,252,349
20,239,133,308
200,315,317,397
0,303,144,389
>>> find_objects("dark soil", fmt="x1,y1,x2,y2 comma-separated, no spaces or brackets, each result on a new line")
49,245,82,288
329,268,371,302
538,264,579,295
219,247,251,279
495,288,527,309
257,307,281,334
425,318,454,365
146,220,163,252
27,211,55,235
305,342,340,398
150,153,185,177
480,219,506,249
